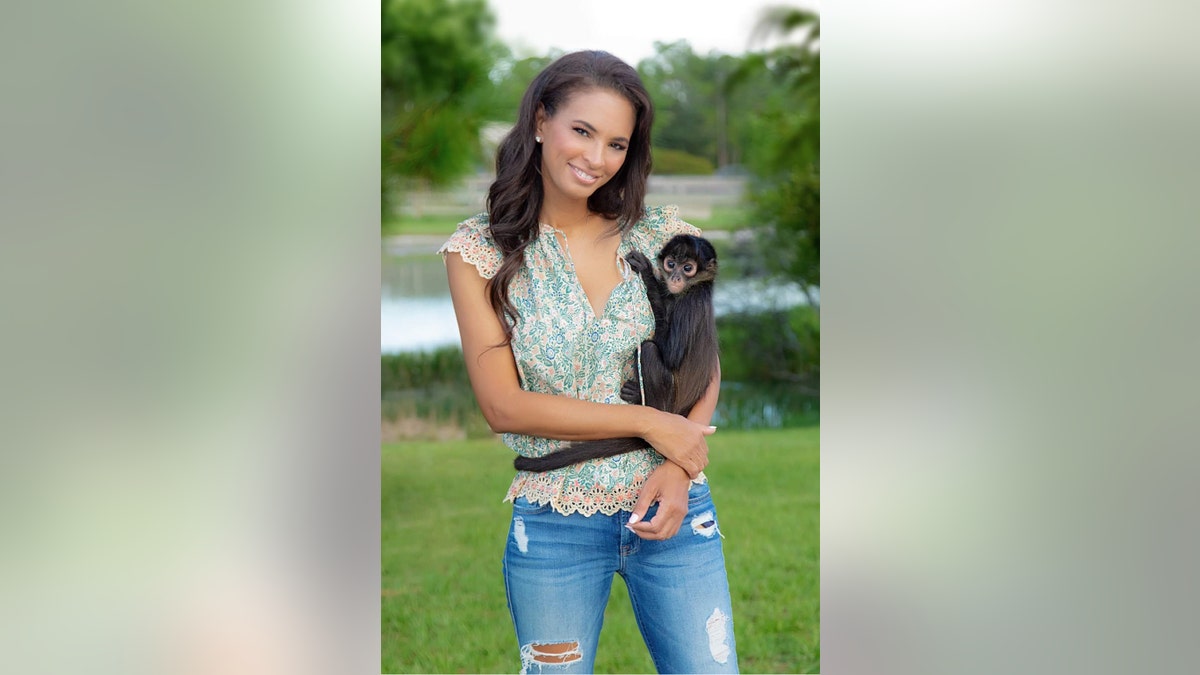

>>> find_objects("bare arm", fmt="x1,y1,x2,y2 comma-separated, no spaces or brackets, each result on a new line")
446,252,712,476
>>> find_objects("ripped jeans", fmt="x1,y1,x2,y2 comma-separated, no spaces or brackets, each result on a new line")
502,481,738,674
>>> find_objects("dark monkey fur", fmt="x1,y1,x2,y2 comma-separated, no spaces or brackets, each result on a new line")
513,234,719,472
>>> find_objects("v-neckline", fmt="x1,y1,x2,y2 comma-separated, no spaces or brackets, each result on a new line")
544,224,632,319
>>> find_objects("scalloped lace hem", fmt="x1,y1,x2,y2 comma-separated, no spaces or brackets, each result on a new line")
511,494,630,517
504,471,708,517
437,239,495,279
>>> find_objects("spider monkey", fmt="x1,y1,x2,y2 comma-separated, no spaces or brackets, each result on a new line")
513,234,719,473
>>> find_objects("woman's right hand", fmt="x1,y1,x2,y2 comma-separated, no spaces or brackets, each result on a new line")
642,409,714,478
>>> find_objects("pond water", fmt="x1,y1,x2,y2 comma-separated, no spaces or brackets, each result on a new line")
382,251,817,353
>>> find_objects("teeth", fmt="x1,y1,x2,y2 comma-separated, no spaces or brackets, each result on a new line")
572,166,597,181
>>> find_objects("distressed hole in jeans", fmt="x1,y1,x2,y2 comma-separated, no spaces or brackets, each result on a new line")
520,641,583,672
691,511,720,538
513,516,529,553
705,608,731,664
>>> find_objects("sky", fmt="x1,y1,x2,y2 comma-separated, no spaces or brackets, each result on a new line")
490,0,813,67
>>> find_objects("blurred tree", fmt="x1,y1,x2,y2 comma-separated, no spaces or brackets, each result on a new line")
638,42,743,169
653,148,715,175
736,7,820,298
720,7,820,387
486,52,557,124
381,0,501,220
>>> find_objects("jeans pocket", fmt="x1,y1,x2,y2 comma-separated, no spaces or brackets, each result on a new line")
687,481,713,507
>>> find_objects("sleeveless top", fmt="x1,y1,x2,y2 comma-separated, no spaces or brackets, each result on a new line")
439,205,705,516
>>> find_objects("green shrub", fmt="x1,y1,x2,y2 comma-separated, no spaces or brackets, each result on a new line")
717,305,819,387
652,148,715,175
382,347,490,438
382,346,469,392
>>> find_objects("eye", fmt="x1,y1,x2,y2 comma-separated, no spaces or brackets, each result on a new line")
664,259,675,270
682,263,695,275
574,127,590,137
609,142,627,151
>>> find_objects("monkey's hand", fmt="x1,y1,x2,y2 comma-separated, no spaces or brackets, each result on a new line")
620,377,642,405
625,250,652,274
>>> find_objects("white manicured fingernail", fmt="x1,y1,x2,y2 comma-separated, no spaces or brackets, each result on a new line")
629,513,641,524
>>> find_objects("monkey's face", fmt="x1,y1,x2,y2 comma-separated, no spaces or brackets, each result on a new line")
660,255,699,295
655,234,718,295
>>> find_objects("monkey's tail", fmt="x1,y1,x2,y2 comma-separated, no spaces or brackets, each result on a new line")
513,437,651,473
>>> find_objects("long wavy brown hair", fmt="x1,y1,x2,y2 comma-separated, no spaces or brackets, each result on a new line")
486,50,655,343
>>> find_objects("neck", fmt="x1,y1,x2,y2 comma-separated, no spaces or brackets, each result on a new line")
540,208,596,238
539,186,594,225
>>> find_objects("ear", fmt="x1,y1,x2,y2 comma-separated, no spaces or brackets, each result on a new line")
535,104,547,136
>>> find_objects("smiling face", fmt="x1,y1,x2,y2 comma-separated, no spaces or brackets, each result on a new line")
536,87,636,205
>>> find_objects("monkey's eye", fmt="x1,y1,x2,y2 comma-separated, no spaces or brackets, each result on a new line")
682,263,695,275
664,259,676,270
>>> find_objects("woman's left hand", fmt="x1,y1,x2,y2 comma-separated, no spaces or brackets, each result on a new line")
627,461,692,540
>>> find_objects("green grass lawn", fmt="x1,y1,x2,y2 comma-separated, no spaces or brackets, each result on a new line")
381,205,751,238
691,204,751,231
382,213,472,237
382,427,819,673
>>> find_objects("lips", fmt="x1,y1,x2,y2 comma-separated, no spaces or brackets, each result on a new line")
570,164,599,184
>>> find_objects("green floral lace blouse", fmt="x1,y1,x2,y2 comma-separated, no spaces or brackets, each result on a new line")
439,205,705,516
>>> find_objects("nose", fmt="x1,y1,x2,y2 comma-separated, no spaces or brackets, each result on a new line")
583,140,602,167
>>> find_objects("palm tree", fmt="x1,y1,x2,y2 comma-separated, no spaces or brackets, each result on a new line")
738,7,820,297
726,7,821,388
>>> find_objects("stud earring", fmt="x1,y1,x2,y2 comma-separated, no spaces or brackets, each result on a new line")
535,136,542,143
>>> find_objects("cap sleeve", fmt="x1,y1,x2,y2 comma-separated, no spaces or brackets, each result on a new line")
627,205,703,257
438,214,502,279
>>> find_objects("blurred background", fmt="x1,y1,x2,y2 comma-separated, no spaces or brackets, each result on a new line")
8,0,1198,672
381,0,820,672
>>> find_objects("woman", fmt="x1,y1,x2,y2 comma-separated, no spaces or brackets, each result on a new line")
441,51,738,674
